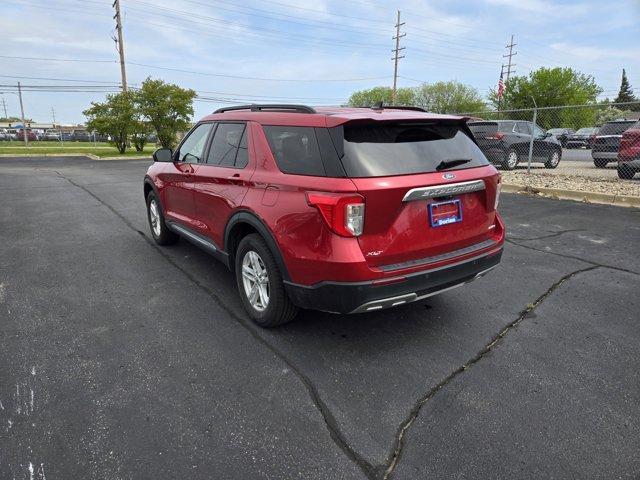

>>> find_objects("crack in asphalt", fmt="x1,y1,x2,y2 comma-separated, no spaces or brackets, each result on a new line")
52,170,379,480
381,265,600,479
506,238,640,277
507,228,585,241
47,167,639,480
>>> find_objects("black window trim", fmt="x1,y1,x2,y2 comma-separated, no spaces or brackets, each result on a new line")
201,121,249,170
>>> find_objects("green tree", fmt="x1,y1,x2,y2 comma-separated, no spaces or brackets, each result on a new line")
413,81,485,114
83,91,137,153
488,67,603,129
136,78,196,149
595,107,634,125
614,69,638,109
346,86,415,107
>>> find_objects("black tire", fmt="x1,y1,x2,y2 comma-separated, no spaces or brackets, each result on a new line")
146,191,179,245
593,158,608,168
618,164,636,180
544,149,561,169
235,233,298,327
501,148,519,170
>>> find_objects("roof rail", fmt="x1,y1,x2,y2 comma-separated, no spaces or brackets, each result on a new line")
214,104,316,114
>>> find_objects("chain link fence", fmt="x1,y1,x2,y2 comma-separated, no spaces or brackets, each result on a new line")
460,102,640,199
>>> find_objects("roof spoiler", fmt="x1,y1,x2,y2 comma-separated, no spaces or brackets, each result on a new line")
214,104,316,114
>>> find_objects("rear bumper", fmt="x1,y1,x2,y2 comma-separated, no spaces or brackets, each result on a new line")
285,247,503,314
592,151,619,160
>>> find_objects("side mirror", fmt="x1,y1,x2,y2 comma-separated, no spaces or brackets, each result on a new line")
153,148,172,162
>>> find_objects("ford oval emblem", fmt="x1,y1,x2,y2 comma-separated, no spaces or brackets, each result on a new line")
442,173,456,180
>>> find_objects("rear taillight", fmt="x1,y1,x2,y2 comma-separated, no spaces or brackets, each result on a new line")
306,192,365,237
494,178,501,211
485,132,505,141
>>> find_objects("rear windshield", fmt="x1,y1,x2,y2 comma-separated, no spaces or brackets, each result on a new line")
337,121,489,177
575,127,597,135
598,121,635,135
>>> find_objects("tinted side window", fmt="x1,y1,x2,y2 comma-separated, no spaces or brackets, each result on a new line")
263,126,326,176
207,123,245,167
176,123,213,163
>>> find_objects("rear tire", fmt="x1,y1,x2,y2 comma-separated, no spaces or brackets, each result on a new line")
146,191,179,245
593,158,608,168
235,234,298,327
618,164,635,180
544,149,561,169
502,149,519,170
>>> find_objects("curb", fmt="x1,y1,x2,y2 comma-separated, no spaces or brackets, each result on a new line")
0,153,151,160
502,183,640,208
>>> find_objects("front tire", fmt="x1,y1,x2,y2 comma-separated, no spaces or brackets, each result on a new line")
235,234,298,327
146,191,179,245
618,164,636,180
545,149,561,169
502,149,519,170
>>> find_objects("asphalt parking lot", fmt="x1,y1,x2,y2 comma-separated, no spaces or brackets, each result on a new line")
1,156,640,480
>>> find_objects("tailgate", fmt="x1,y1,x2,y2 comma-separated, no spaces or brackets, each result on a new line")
352,167,500,269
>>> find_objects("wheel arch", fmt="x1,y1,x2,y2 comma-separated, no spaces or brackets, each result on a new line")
224,211,291,281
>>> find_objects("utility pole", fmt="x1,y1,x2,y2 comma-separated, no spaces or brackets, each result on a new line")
17,82,28,147
113,0,128,92
51,106,56,126
1,97,7,118
503,34,517,84
391,10,405,105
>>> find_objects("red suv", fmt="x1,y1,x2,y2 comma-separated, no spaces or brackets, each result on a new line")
618,120,640,179
144,105,505,327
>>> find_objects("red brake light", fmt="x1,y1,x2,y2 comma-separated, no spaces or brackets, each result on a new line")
306,192,365,237
485,132,504,140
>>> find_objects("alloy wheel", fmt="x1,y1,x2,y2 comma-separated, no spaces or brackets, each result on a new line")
241,250,270,312
149,200,161,237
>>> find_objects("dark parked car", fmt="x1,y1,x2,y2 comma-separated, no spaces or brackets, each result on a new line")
547,128,574,147
565,127,599,149
591,120,636,168
617,120,640,179
467,120,562,170
72,130,91,142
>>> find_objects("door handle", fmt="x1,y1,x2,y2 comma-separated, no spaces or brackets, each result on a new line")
227,173,241,180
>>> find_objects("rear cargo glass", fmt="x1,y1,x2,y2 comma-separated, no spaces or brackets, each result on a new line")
598,121,635,135
336,122,489,178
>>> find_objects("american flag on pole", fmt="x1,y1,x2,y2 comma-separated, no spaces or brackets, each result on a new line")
497,71,505,100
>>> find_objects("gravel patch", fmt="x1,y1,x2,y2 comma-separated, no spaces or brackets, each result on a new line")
501,170,640,198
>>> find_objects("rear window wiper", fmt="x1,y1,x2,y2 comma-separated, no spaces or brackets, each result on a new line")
435,159,471,171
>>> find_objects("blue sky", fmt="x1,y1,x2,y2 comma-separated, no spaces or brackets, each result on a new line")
1,0,639,124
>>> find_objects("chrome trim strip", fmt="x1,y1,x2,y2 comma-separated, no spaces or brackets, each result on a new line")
351,263,498,314
378,238,497,272
168,223,217,252
402,180,485,202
